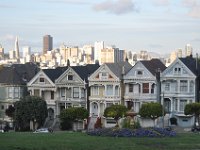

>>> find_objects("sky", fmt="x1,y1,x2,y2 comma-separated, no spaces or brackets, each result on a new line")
0,0,200,54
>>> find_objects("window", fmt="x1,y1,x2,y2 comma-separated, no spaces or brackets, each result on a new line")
174,99,178,111
73,87,79,98
142,83,149,93
190,81,194,93
61,88,65,97
14,87,19,98
137,71,143,75
115,86,119,96
68,75,73,80
180,100,187,112
165,83,170,91
8,87,12,98
66,88,71,98
106,103,113,108
39,78,44,82
106,85,113,96
51,91,54,99
101,72,108,79
92,86,99,96
151,84,155,94
180,80,188,92
174,67,181,74
1,105,4,110
129,84,133,93
81,88,85,98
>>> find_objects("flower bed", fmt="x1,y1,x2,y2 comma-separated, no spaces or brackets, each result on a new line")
87,127,176,137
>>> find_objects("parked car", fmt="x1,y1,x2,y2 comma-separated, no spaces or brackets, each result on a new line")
33,128,49,133
33,127,53,133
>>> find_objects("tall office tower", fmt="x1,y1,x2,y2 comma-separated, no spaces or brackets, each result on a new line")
9,50,16,59
94,41,104,62
43,35,53,54
0,44,4,59
100,47,124,64
22,46,31,63
15,36,20,59
185,44,193,57
177,48,182,58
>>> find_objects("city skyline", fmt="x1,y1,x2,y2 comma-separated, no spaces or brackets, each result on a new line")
0,0,200,54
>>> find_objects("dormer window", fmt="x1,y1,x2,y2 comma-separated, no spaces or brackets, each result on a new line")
174,67,181,74
39,78,44,82
137,71,143,75
100,72,108,79
68,75,73,80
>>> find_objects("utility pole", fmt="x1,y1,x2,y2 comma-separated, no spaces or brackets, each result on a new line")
162,92,165,128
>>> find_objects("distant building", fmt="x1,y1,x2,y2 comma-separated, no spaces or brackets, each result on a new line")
185,44,193,57
99,47,125,64
15,37,20,60
94,41,104,62
0,44,4,59
43,35,53,54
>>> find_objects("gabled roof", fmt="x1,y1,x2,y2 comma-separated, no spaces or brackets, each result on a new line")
179,56,200,76
0,63,39,85
105,61,132,79
72,64,100,82
140,59,166,75
43,66,68,83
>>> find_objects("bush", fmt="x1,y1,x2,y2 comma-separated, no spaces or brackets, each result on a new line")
87,127,176,137
59,107,89,130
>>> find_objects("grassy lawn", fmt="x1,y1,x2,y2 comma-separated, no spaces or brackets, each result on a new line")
0,131,200,150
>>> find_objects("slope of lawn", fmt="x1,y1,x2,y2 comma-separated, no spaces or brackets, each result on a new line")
0,131,200,150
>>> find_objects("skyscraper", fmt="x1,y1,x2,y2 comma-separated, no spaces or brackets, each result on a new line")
15,36,20,59
43,35,53,54
185,44,193,57
94,41,104,62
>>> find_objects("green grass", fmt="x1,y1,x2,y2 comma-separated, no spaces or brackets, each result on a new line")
0,131,200,150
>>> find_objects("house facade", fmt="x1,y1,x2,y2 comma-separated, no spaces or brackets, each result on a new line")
88,61,132,117
0,63,39,123
161,57,199,127
123,59,166,113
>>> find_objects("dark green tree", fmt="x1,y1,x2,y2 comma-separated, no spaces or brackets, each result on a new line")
184,103,200,127
59,107,89,130
104,104,128,126
139,102,163,126
5,105,15,119
14,96,48,131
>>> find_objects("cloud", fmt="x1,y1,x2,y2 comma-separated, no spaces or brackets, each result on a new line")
182,0,200,18
152,0,170,6
0,4,15,8
44,0,90,5
93,0,137,15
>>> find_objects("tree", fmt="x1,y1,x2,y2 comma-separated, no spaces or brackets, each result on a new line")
139,102,163,127
59,107,89,130
104,104,128,126
184,103,200,127
14,96,48,131
5,105,15,119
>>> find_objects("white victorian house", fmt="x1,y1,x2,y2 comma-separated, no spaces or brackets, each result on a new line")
27,67,68,119
161,56,200,127
88,61,132,117
123,59,166,113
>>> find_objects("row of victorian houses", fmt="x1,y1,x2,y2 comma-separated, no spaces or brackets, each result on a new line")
0,56,199,128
